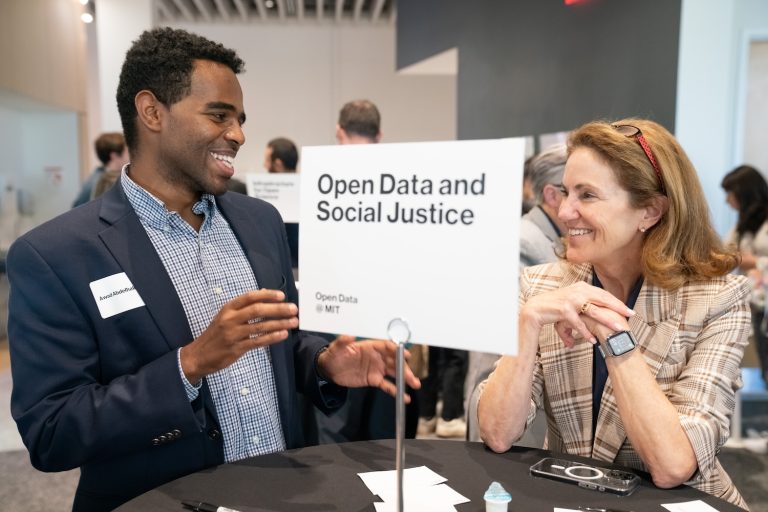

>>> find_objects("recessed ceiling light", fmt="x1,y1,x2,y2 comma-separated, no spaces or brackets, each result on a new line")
81,12,94,23
265,0,275,8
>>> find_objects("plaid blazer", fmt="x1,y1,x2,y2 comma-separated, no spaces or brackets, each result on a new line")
516,261,750,509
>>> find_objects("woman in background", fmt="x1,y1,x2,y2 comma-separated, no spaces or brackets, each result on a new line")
722,165,768,383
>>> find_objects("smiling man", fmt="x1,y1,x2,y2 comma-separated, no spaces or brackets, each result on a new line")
7,27,417,512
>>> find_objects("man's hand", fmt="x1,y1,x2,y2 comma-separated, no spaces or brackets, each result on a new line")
317,335,422,402
180,289,299,384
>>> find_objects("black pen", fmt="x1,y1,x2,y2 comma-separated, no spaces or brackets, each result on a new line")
181,500,242,512
579,507,632,512
579,507,635,512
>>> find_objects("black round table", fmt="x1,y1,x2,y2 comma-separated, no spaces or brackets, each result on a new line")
116,439,743,511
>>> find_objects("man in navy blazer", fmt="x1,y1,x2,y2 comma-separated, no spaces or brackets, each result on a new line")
7,27,417,512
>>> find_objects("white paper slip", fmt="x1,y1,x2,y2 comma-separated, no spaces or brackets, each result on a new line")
89,272,145,319
374,502,457,512
662,500,721,512
358,465,446,497
378,482,470,506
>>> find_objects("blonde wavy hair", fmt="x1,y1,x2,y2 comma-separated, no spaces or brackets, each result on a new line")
567,118,739,289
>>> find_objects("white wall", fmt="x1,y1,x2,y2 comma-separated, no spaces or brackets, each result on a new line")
676,0,738,238
0,104,26,251
0,97,80,246
733,0,768,182
742,41,768,175
162,22,457,176
20,112,81,228
677,0,768,238
95,0,153,134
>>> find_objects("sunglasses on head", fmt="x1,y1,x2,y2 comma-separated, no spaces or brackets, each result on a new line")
612,124,666,195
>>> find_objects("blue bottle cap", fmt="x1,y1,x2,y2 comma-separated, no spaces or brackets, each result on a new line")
484,481,512,502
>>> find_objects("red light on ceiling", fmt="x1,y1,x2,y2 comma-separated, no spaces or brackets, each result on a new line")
565,0,589,4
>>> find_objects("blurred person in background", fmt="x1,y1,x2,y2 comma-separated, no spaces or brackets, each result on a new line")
465,143,567,443
336,99,381,144
264,137,298,173
722,164,768,385
263,137,299,268
521,154,535,214
73,132,129,207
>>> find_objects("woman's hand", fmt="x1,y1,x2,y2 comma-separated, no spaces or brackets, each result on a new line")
579,304,631,343
520,281,635,348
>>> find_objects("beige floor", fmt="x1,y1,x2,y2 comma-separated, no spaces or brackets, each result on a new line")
0,337,25,451
0,336,79,511
0,337,9,372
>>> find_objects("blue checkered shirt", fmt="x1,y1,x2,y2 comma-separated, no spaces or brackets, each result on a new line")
121,169,286,461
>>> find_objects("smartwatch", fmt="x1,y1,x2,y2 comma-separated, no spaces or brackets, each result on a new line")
598,330,637,358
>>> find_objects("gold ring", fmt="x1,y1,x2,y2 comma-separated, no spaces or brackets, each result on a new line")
580,301,592,315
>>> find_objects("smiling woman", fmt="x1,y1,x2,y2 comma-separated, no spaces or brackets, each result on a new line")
478,118,750,509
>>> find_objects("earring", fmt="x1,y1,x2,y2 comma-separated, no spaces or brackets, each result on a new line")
639,226,647,233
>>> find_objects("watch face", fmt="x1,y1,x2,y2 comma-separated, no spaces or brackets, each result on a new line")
608,331,636,356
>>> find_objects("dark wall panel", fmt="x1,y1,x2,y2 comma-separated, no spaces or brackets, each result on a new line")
397,0,681,139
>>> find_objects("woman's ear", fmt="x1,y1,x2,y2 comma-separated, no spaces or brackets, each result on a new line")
135,90,164,134
643,195,669,229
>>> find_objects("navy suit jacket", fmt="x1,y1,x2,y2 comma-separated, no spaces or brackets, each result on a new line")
7,180,341,511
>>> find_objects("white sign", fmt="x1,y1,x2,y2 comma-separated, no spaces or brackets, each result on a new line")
245,173,300,223
299,139,523,355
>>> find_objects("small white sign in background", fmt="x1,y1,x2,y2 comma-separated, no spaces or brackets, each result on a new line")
246,173,300,223
299,139,524,355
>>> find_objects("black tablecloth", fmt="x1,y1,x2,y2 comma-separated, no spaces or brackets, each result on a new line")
116,439,743,511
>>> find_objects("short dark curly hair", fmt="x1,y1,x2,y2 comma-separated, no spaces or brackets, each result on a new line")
116,27,245,153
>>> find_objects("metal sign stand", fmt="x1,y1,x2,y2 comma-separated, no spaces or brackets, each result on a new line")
387,318,411,512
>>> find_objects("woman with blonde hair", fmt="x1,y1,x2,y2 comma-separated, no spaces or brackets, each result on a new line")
478,119,749,508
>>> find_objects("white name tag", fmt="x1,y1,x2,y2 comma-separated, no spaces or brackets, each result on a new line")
90,272,145,319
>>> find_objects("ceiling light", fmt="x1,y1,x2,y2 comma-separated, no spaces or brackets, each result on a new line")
265,0,275,8
80,0,89,4
81,12,94,23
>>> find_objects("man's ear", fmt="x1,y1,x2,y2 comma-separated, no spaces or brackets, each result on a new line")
274,158,286,172
541,183,561,208
373,131,382,143
335,125,346,144
135,90,164,134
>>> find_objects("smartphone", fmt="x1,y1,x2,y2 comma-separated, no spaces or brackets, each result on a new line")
529,457,641,496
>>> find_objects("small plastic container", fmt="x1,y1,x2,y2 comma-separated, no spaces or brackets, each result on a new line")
484,481,512,512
